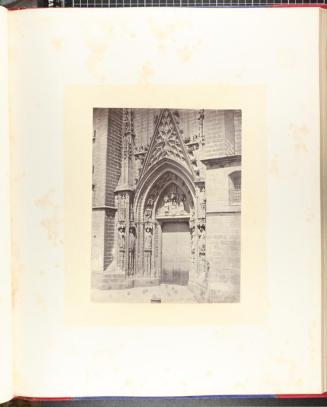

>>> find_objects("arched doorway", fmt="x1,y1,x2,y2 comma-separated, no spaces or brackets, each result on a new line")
133,166,197,283
155,181,192,285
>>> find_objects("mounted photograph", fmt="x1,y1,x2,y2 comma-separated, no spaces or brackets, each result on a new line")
91,108,241,303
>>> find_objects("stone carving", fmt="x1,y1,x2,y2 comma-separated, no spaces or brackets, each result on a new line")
118,194,126,221
122,136,128,160
115,138,207,284
144,207,152,220
122,109,134,161
198,225,206,255
142,110,188,173
144,225,153,276
123,108,134,135
198,225,207,277
144,225,153,251
196,109,205,144
191,226,197,254
117,225,126,271
198,186,206,218
147,197,154,207
156,184,189,217
118,225,126,251
128,227,136,276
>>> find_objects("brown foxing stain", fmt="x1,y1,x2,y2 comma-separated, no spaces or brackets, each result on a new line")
178,47,193,63
34,189,59,209
36,294,48,312
40,215,61,244
269,154,280,178
84,25,113,82
50,36,63,51
148,19,187,53
177,39,203,64
288,123,309,153
35,190,63,245
139,62,154,84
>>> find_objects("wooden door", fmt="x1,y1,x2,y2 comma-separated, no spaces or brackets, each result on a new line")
161,222,190,285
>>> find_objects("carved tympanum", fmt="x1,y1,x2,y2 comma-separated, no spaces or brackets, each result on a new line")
156,184,190,217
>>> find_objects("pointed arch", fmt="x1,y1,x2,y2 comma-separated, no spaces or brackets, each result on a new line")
134,158,196,221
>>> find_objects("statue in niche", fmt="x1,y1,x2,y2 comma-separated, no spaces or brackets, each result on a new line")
178,194,186,215
118,226,126,251
147,197,154,207
198,225,207,276
191,226,197,254
198,186,206,218
128,227,136,276
144,226,153,276
144,207,152,221
118,225,126,271
159,194,170,216
198,226,206,255
170,194,178,215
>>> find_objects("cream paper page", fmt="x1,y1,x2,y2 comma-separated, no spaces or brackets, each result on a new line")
320,8,327,391
10,8,322,396
0,6,13,404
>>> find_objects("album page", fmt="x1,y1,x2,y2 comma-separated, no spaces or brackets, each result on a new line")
9,7,323,397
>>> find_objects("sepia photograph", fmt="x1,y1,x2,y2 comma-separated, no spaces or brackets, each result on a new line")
91,108,241,303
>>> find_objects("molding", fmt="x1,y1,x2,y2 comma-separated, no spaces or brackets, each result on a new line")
92,206,117,211
200,154,241,168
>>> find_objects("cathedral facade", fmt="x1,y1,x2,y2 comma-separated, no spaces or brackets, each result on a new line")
91,108,241,303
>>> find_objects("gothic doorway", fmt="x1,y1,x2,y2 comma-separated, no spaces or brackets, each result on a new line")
161,222,190,285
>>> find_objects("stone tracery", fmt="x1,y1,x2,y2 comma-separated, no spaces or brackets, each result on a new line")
110,109,208,293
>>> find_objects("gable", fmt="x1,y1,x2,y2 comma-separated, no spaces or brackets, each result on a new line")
138,109,194,180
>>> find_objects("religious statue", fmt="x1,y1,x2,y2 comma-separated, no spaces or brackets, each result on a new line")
144,227,153,251
198,226,206,255
144,207,152,220
191,227,197,254
197,225,206,276
128,227,136,276
117,225,126,272
171,195,178,215
144,226,153,276
198,186,206,218
163,194,170,215
178,194,186,214
118,226,125,251
147,197,154,207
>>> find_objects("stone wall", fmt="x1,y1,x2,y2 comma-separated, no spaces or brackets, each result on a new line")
104,109,123,269
205,163,241,302
206,213,241,302
92,108,123,272
92,108,109,207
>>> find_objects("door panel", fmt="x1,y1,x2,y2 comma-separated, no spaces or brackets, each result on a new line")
161,222,190,285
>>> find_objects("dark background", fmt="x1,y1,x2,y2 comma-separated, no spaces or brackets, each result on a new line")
1,397,327,407
1,0,326,8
